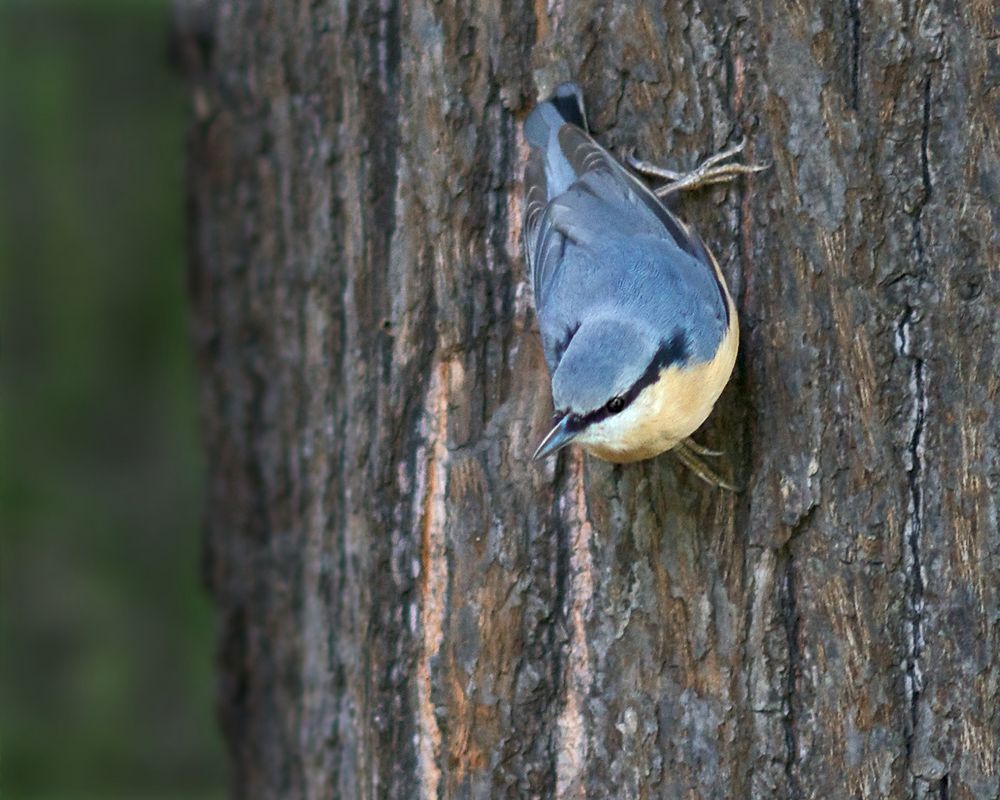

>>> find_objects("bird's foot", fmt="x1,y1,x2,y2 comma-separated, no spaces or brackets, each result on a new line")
673,439,740,492
681,437,725,457
626,139,769,198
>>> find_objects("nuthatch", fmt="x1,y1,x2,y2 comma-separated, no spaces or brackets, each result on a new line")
522,82,764,488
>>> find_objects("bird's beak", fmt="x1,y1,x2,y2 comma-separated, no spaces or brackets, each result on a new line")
532,414,577,461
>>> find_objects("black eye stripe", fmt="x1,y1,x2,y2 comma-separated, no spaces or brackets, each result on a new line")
568,332,690,430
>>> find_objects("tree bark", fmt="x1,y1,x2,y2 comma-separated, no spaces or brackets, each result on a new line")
177,1,999,797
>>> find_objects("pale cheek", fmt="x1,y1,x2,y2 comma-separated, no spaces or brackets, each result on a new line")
576,410,642,448
575,391,667,456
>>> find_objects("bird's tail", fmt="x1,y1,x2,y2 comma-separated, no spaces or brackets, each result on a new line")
524,82,588,148
523,82,589,211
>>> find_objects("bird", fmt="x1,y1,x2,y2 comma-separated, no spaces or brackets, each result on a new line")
522,82,764,489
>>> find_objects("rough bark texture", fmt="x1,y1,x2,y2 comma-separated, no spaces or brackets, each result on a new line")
177,1,999,798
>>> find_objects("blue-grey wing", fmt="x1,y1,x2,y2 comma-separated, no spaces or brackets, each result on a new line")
523,120,729,369
526,124,723,297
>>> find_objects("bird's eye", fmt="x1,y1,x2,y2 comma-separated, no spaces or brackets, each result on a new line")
605,396,626,414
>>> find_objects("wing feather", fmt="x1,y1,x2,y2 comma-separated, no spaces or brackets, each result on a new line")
523,107,731,354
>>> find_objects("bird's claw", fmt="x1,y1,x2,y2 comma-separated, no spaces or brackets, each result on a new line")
673,439,740,492
627,138,769,198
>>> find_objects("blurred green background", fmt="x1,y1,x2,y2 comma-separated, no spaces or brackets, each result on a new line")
0,1,225,797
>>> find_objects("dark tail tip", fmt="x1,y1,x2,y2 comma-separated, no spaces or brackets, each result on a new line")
547,82,587,131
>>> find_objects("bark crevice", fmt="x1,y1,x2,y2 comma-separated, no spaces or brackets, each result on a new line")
899,66,933,785
848,0,861,110
780,546,802,800
898,302,926,777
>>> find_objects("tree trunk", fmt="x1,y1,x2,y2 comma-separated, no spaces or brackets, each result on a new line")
177,1,999,797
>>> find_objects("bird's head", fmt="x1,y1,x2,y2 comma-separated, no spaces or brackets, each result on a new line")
533,318,690,462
